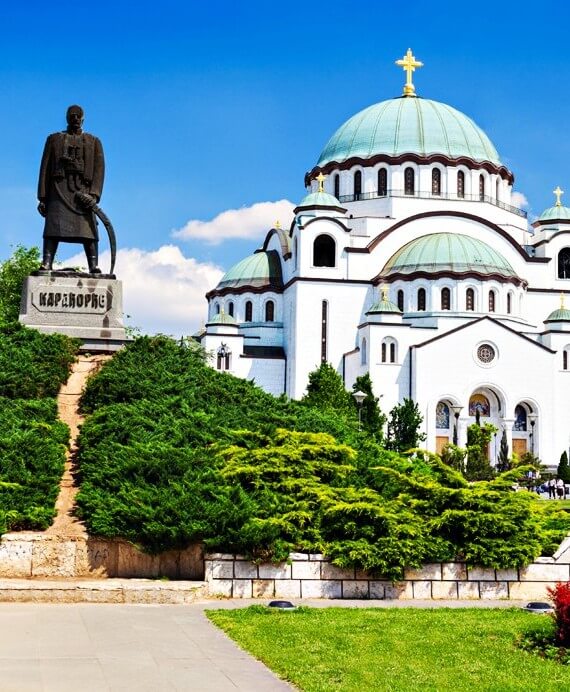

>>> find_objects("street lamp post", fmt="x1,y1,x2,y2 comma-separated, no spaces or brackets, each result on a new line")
528,413,538,455
450,405,463,446
352,390,366,431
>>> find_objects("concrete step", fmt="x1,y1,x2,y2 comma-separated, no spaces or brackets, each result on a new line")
0,578,207,604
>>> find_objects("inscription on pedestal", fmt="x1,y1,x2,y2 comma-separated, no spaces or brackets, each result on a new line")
32,286,110,314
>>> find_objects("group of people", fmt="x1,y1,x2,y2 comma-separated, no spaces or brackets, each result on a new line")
546,478,568,499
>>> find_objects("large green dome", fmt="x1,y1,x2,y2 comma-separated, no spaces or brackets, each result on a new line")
381,233,517,279
317,97,501,168
216,250,283,292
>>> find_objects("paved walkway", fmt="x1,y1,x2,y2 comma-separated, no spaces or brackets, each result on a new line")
0,603,292,691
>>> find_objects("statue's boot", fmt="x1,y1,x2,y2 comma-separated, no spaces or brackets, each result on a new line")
85,241,102,274
40,238,58,271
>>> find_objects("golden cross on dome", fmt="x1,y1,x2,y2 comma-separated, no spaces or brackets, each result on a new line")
275,220,281,229
316,172,326,193
381,285,389,302
554,186,564,207
395,48,423,97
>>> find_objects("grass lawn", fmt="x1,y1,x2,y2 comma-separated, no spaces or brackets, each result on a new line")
207,606,568,691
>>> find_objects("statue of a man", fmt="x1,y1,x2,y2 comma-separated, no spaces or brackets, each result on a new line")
37,105,105,273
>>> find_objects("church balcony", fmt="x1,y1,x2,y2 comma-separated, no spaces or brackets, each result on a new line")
338,189,527,218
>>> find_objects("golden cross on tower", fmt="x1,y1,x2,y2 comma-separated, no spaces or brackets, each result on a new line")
395,48,423,97
381,285,389,302
554,186,564,207
275,220,281,229
316,172,326,193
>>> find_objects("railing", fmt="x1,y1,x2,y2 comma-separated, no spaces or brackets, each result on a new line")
337,188,527,218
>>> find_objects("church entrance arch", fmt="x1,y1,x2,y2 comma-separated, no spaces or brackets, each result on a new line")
512,401,538,460
468,387,505,463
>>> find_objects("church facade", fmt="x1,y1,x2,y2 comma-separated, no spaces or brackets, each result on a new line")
198,50,570,469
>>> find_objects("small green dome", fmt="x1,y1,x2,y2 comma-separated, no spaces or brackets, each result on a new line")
537,205,570,224
297,191,343,208
216,250,283,291
367,299,402,314
317,97,500,168
545,307,570,322
207,311,237,326
381,233,517,279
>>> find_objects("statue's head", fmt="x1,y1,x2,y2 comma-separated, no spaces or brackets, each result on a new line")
66,105,84,133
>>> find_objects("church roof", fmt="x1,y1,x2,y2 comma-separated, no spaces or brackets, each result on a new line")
317,97,501,168
380,232,517,280
366,298,402,315
545,307,570,322
207,311,237,326
215,249,283,292
536,205,570,224
296,191,344,209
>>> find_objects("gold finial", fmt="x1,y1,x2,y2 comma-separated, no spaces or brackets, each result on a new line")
554,186,564,207
561,292,566,310
316,172,326,193
381,285,389,302
220,307,225,315
275,220,281,229
395,48,423,97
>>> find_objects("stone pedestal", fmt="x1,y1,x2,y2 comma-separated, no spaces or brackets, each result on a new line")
19,274,129,352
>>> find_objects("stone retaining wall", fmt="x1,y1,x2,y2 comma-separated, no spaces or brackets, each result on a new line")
0,533,203,579
205,537,570,600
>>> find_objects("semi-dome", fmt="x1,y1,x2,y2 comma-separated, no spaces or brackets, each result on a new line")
297,191,344,208
317,97,501,168
207,311,237,326
215,249,283,292
545,307,570,323
380,232,517,280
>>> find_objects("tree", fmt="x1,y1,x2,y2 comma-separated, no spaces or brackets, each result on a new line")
386,398,426,453
558,451,570,483
0,245,40,325
440,443,467,473
497,429,510,472
302,362,354,415
465,423,496,480
352,373,386,439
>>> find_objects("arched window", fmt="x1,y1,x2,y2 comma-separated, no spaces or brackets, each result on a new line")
216,343,231,371
381,342,387,363
381,338,397,363
294,238,298,270
361,337,367,365
334,174,340,199
432,168,441,196
479,174,485,201
558,248,570,278
245,300,253,322
441,287,451,310
417,287,426,311
564,350,569,371
466,288,475,311
436,402,450,429
404,167,415,195
495,178,500,201
488,290,496,313
265,300,275,322
507,293,512,314
469,393,490,417
390,342,396,363
313,234,336,267
354,170,362,200
514,405,527,431
228,301,234,317
378,168,388,197
215,303,220,314
397,289,404,312
457,170,465,198
321,300,328,363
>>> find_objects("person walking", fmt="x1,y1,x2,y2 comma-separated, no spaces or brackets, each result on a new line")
557,477,565,500
548,478,556,499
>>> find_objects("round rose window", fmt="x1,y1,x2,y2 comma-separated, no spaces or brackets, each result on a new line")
477,344,496,364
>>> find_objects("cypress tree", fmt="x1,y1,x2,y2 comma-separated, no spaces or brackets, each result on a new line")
558,451,570,483
497,429,510,472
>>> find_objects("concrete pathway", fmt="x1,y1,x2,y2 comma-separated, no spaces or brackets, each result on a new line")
0,603,292,691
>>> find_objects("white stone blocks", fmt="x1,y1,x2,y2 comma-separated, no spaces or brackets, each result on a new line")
288,552,309,561
253,579,275,598
258,563,291,579
234,561,258,578
519,563,570,581
432,581,458,599
342,581,370,599
508,581,556,600
275,579,301,598
405,564,442,581
442,562,467,581
479,582,508,599
384,581,414,600
292,561,321,580
457,582,480,599
412,581,432,599
0,538,32,577
301,580,342,598
496,568,518,581
467,567,496,581
321,563,355,580
232,580,253,598
209,579,233,597
369,581,385,599
209,561,234,580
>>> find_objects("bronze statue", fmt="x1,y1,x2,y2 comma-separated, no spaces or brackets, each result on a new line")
37,105,105,274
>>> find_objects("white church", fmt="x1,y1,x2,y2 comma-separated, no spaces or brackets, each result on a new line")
197,50,570,468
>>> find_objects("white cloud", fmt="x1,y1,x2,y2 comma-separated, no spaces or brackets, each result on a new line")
60,245,223,337
172,199,295,245
511,191,529,209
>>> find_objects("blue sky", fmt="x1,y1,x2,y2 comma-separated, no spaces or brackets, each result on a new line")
0,1,568,333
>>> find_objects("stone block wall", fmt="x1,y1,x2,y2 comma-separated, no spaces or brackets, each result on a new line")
205,538,570,600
